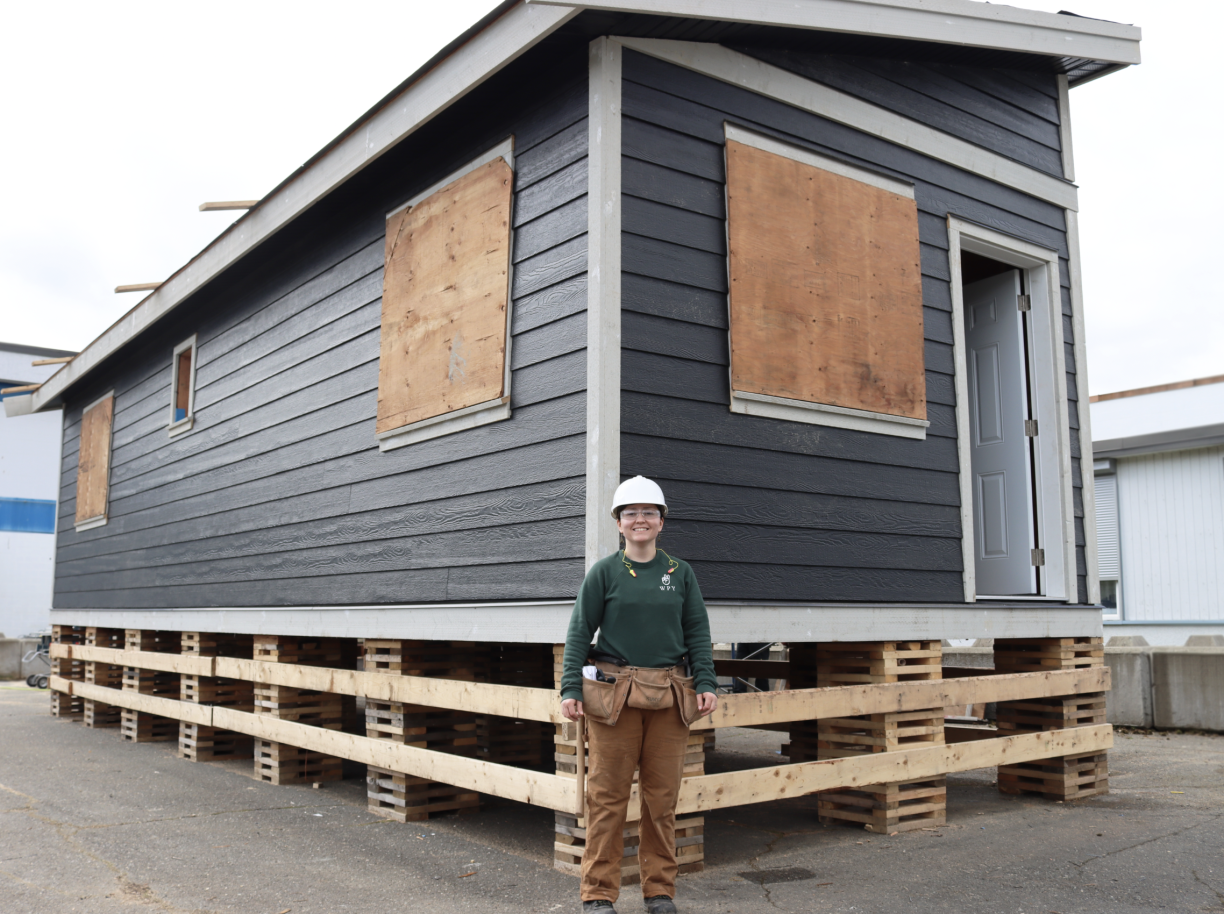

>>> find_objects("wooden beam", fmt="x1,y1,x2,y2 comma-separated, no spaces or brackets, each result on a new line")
53,677,574,811
674,725,1113,814
1,384,40,394
114,283,162,293
54,645,1107,729
52,644,561,723
199,201,259,212
694,667,1111,730
31,357,73,366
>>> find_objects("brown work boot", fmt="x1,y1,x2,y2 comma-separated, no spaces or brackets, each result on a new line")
644,897,678,913
583,901,617,913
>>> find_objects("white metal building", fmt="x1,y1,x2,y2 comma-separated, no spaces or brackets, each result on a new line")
1091,375,1224,645
1,342,74,639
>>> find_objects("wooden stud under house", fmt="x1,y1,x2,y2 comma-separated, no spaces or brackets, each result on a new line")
28,0,1140,886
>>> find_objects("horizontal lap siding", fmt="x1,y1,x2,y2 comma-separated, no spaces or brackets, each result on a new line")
53,68,591,609
621,50,1082,602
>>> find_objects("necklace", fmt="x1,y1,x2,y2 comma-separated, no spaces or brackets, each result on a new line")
620,549,678,578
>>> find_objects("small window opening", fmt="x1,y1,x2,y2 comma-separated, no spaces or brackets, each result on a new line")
174,349,192,421
169,336,197,434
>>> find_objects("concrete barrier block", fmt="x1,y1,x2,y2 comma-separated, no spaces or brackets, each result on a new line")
1151,648,1224,731
1104,648,1153,727
0,640,21,680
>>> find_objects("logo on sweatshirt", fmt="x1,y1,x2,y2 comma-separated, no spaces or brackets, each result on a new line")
660,573,674,592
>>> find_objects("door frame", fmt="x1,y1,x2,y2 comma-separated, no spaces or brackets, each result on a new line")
948,217,1077,602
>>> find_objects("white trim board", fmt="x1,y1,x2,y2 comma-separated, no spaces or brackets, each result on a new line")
30,3,581,415
167,334,197,438
731,390,929,440
616,38,1079,212
377,137,518,453
1065,209,1098,605
50,602,1104,643
585,37,623,570
947,218,1076,604
529,0,1140,66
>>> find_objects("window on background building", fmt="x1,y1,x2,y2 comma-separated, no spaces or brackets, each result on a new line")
1094,469,1121,618
168,335,197,435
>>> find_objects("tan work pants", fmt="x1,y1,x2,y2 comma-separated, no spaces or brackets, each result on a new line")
582,702,690,902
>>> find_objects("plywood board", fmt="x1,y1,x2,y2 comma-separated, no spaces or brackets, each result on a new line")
75,395,114,523
377,158,513,433
726,139,925,419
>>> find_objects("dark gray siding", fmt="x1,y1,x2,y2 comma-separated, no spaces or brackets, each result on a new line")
620,50,1086,603
731,47,1064,177
53,54,591,609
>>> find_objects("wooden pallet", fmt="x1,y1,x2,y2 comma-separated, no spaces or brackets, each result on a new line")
83,631,127,728
811,641,947,833
179,631,255,762
50,626,86,718
551,644,705,881
121,629,182,742
364,640,483,820
253,636,352,786
994,637,1108,801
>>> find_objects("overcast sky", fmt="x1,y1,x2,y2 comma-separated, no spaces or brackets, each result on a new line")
1,1,1218,396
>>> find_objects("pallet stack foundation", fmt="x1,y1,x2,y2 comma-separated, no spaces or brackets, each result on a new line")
995,637,1109,801
179,632,255,762
551,645,706,884
49,625,85,719
83,627,125,728
254,636,352,786
809,641,947,834
121,629,181,742
364,639,481,821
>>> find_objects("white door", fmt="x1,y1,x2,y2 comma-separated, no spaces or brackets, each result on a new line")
964,270,1037,595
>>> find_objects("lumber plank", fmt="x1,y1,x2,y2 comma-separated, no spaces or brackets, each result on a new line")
693,667,1110,730
54,644,215,676
675,725,1112,814
60,678,213,727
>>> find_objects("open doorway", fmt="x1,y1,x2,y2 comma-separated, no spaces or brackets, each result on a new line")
961,252,1040,595
949,219,1076,603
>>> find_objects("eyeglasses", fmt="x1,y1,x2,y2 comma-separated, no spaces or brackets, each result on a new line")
620,509,661,520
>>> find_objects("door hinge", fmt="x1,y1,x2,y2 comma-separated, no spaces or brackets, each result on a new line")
1031,548,1045,567
1018,294,1031,312
1025,419,1039,436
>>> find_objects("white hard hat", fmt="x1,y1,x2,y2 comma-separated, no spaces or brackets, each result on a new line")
611,476,667,518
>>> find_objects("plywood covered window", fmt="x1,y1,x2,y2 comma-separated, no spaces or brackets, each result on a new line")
75,392,114,531
376,140,515,452
725,126,929,439
168,335,197,435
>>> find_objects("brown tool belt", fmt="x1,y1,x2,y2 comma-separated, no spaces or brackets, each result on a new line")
581,659,699,727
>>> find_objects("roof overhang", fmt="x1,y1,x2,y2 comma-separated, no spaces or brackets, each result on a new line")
529,0,1141,66
32,0,1139,412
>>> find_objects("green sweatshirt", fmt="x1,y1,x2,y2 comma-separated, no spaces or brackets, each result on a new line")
561,550,718,701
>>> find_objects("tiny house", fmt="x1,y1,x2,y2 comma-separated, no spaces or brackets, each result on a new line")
27,0,1139,866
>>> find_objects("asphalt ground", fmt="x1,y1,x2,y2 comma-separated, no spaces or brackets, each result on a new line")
2,682,1222,914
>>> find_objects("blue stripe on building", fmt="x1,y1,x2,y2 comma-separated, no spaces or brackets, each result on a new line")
0,497,57,534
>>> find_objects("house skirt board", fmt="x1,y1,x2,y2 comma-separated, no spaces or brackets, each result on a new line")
50,603,1104,644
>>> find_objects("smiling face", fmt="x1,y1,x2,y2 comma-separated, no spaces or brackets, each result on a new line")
616,502,664,548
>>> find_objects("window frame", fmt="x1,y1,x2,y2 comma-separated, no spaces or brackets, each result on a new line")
376,138,515,453
1093,460,1122,620
168,334,198,436
722,123,930,441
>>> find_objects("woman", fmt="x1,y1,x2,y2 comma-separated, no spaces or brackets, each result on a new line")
561,476,718,914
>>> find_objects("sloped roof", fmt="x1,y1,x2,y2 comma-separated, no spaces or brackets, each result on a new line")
31,0,1140,412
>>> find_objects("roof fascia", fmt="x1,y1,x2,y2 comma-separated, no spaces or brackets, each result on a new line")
32,1,580,413
527,0,1141,65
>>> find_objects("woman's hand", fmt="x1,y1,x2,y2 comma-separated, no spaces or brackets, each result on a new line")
697,691,717,717
562,698,584,721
